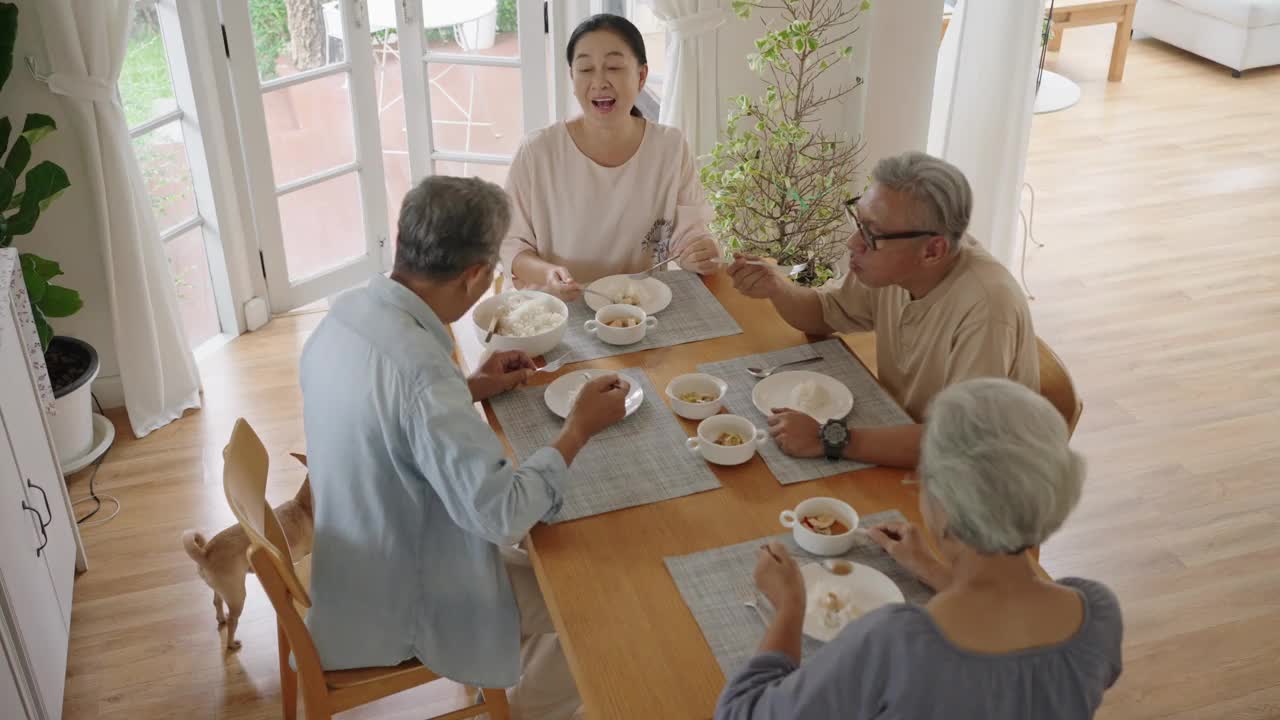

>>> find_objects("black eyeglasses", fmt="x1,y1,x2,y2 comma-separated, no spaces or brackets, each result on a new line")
843,196,940,251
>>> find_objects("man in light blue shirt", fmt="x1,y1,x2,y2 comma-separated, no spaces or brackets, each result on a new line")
300,175,629,719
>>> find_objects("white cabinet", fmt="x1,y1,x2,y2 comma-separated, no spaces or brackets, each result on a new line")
1,249,87,720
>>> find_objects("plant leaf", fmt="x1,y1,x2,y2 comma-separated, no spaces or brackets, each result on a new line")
0,2,16,92
861,0,872,11
5,189,19,211
20,114,56,146
0,167,11,212
0,116,11,159
38,283,82,318
21,160,70,213
20,253,48,303
20,251,61,280
5,198,36,235
3,134,29,178
33,305,52,352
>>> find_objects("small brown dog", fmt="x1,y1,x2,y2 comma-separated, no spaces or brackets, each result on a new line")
182,453,315,651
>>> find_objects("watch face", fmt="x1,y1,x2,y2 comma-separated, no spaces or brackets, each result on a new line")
822,422,847,444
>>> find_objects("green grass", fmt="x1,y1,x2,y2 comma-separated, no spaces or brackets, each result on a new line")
119,30,174,129
249,0,290,79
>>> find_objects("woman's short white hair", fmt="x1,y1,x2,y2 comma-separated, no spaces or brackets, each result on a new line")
920,378,1085,554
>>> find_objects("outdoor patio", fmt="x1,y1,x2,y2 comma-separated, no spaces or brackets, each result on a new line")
124,0,665,350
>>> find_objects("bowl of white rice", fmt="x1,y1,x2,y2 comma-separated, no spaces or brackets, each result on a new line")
472,290,568,358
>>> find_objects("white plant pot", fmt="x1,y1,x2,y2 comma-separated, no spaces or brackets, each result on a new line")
459,10,497,51
46,336,100,467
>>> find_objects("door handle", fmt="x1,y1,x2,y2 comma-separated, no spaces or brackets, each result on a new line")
20,501,48,557
26,479,52,531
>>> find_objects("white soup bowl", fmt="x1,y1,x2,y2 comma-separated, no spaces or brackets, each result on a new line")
686,414,766,466
779,497,860,556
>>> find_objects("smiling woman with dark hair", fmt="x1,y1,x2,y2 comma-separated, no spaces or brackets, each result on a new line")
499,14,720,301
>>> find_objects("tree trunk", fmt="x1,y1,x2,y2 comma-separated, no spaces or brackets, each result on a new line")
284,0,326,71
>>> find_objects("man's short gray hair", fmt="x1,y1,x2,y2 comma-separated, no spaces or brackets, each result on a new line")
394,175,510,280
871,151,973,250
920,378,1085,555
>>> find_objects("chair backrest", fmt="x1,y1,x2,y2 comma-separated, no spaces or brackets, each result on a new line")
222,419,330,690
1036,337,1083,436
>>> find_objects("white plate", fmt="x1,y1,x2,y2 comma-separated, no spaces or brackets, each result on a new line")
60,413,116,474
751,371,854,423
584,275,672,315
800,562,904,642
544,369,645,419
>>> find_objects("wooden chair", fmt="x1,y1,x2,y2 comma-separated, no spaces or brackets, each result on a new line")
221,419,510,720
847,334,1083,436
1036,337,1083,436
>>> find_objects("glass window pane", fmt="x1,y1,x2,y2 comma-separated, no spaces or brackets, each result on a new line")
164,227,221,348
630,3,668,96
251,0,347,82
430,161,509,187
278,172,368,281
263,79,356,186
122,2,178,128
426,63,521,156
424,0,516,59
374,25,411,265
133,124,198,233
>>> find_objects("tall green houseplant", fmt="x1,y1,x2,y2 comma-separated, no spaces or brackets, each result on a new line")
0,1,81,349
701,0,870,287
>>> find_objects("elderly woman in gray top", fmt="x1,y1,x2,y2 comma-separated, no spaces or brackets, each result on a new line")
715,378,1123,719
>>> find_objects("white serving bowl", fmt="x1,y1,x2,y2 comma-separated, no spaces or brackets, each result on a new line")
780,497,860,556
584,304,657,346
686,414,767,466
472,290,568,358
666,373,728,420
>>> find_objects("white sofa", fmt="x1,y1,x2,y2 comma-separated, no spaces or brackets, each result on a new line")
1134,0,1280,76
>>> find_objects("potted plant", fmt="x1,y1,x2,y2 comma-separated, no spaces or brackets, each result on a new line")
0,1,98,468
701,0,870,287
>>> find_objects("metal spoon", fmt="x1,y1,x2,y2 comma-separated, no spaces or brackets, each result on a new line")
483,314,499,344
535,351,573,374
627,257,672,280
582,287,617,304
822,559,855,576
746,355,824,379
738,585,770,626
719,259,810,277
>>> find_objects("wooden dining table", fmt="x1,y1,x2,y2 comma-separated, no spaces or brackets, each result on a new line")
455,272,928,719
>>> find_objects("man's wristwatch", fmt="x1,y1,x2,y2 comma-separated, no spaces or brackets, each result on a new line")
820,419,850,460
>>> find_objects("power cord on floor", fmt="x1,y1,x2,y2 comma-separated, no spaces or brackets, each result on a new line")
73,392,121,528
1018,181,1046,301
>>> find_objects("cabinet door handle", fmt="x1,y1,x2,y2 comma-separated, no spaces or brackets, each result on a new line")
20,501,48,557
26,479,53,531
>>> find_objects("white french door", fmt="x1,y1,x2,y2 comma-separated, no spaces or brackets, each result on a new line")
222,0,392,312
395,0,550,188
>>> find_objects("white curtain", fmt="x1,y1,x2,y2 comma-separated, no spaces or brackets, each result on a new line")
639,0,724,156
35,0,201,438
859,0,943,169
928,0,1043,268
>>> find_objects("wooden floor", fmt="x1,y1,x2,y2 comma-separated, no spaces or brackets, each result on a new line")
60,27,1280,720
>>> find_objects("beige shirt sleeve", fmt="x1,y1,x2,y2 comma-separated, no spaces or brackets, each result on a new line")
669,137,717,256
816,273,877,333
499,142,538,275
945,311,1022,383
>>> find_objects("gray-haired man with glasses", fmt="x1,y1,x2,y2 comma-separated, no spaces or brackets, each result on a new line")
727,151,1038,468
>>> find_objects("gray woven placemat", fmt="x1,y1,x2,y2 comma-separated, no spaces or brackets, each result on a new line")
488,368,721,523
555,270,742,363
696,339,913,485
664,509,932,678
